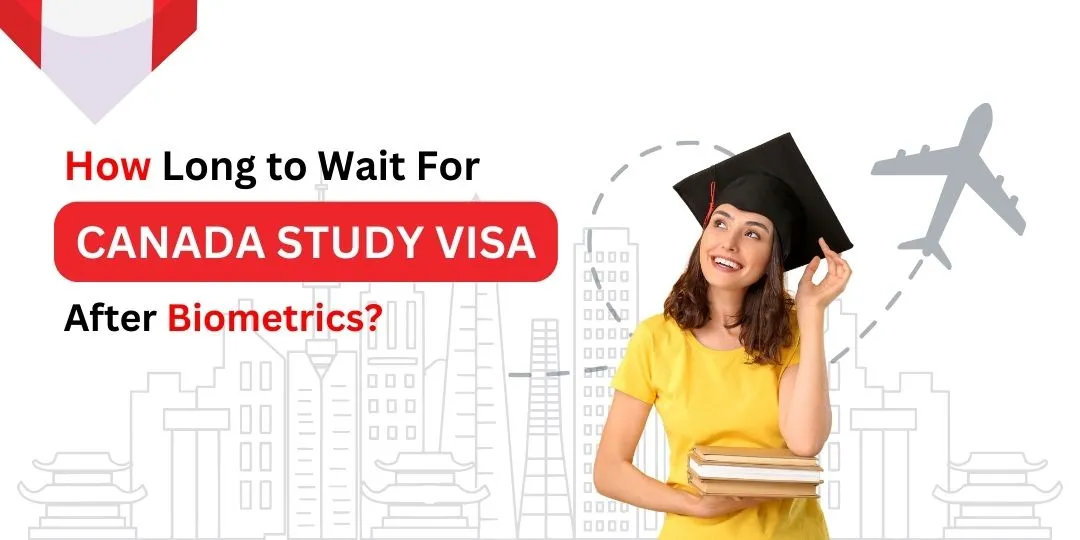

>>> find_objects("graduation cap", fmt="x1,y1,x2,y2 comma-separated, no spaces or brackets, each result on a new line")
672,132,853,271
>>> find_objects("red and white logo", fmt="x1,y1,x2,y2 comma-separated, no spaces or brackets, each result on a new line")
0,0,196,122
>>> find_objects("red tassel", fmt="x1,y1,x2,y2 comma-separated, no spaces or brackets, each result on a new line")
702,181,716,227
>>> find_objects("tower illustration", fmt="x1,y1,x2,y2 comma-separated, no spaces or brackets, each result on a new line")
439,280,518,538
286,179,360,538
510,318,573,539
194,311,287,539
573,227,645,538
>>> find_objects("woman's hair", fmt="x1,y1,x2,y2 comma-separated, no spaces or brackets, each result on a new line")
662,233,795,365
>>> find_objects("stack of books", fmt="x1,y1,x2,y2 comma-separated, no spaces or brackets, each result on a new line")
687,446,822,498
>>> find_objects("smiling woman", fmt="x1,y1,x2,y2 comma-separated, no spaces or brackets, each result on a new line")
670,201,794,367
591,132,854,540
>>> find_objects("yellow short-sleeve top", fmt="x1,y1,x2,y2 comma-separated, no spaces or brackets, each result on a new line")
610,311,829,540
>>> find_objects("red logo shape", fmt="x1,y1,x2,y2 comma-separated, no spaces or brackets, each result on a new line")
0,0,197,122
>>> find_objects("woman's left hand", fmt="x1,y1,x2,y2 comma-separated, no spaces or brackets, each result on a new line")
795,238,852,312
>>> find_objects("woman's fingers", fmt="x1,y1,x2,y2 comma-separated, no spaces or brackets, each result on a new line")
818,237,832,256
837,256,851,277
819,238,841,266
818,237,851,280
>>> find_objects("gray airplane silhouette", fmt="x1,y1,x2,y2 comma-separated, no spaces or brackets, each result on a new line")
870,103,1026,270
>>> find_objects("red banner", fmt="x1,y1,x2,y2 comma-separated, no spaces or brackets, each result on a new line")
54,201,559,282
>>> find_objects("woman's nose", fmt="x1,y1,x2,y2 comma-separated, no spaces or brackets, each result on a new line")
719,232,738,251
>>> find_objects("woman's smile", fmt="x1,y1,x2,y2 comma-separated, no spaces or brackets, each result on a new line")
711,255,743,273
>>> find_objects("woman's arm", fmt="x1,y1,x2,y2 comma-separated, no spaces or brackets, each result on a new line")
594,391,767,517
593,391,698,514
785,239,850,457
778,309,833,457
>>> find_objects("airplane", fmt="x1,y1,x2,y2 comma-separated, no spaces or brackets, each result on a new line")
869,103,1025,270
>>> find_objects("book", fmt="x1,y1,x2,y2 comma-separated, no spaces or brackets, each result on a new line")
687,446,823,499
688,470,820,498
689,456,821,483
691,446,819,468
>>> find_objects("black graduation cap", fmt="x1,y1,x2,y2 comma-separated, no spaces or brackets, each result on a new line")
672,132,853,271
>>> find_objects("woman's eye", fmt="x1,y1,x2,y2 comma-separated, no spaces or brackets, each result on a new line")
746,231,759,239
713,219,726,228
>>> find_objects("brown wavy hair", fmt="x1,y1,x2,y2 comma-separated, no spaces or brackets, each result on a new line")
662,233,795,365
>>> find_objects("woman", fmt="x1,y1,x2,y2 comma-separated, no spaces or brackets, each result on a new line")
592,133,853,539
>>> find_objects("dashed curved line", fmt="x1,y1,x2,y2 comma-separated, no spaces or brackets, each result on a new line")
591,193,604,215
611,164,629,182
859,320,877,338
830,347,850,364
605,302,619,320
886,291,901,310
908,259,923,280
588,140,735,323
851,254,932,347
590,141,731,212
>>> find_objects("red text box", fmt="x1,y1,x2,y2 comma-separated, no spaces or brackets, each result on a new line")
55,201,558,282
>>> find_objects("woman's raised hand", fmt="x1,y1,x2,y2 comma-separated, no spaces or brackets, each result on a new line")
795,237,852,312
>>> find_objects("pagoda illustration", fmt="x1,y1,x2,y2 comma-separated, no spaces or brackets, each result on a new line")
933,452,1062,539
361,452,491,538
18,452,147,539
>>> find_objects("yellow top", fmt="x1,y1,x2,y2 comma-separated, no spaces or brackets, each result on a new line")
610,311,829,539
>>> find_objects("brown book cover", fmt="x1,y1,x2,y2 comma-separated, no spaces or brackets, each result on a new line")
689,451,823,474
692,446,820,468
687,470,821,498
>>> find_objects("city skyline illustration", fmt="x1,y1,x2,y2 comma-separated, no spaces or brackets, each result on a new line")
16,224,1062,540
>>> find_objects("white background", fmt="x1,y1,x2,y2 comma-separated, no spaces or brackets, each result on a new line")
1,1,1076,538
